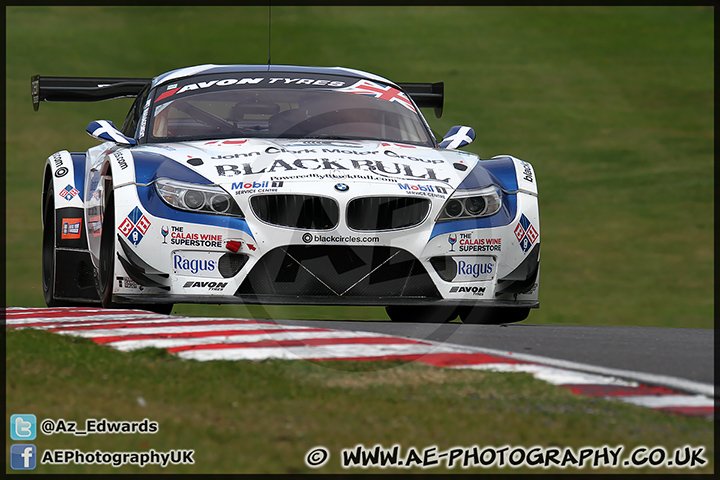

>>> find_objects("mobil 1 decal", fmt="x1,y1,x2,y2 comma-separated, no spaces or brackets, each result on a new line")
514,214,538,253
398,182,447,199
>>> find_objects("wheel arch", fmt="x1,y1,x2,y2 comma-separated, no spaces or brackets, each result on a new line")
41,150,100,305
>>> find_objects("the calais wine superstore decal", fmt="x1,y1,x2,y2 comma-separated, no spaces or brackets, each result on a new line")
118,207,152,246
451,232,502,253
164,226,223,248
456,232,500,252
5,307,713,418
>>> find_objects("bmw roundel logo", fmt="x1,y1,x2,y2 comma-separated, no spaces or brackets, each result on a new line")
334,183,349,192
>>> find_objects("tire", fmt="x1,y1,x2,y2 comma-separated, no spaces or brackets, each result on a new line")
385,305,459,323
97,191,173,315
41,184,71,307
459,306,530,325
97,192,116,308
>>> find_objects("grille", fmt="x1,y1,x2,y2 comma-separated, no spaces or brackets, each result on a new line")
236,245,440,299
250,194,339,230
218,253,249,278
347,196,430,230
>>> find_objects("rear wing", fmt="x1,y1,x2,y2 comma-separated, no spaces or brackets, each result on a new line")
31,75,151,111
398,82,444,118
31,75,444,118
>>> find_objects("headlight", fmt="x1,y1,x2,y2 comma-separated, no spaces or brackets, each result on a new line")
437,185,502,221
154,178,244,217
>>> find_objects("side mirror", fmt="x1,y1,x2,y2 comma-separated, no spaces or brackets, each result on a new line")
86,120,137,146
439,126,475,149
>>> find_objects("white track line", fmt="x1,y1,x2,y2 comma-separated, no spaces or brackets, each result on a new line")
106,330,395,351
176,343,453,362
453,363,639,387
49,323,333,337
412,339,715,398
615,395,715,409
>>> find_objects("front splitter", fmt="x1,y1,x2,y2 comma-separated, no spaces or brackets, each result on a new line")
112,293,539,308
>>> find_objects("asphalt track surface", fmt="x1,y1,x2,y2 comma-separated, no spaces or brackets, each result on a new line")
272,320,715,387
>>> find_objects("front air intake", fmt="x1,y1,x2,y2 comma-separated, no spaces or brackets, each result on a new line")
236,245,440,299
250,194,339,230
347,196,430,230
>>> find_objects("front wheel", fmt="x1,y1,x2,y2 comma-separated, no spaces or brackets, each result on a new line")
97,192,116,307
385,305,459,323
458,306,530,325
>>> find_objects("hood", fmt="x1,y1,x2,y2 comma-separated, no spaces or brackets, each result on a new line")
135,138,480,192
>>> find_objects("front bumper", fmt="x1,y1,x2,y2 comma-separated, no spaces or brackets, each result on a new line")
111,182,540,308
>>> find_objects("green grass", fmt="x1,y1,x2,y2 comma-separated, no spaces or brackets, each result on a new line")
4,6,714,475
6,328,714,474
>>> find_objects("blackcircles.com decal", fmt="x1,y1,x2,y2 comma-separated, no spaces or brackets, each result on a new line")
302,233,380,244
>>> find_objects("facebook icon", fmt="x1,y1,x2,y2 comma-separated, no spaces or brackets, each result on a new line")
11,444,37,470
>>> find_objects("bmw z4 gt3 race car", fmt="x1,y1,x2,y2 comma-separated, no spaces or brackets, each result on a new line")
35,64,540,323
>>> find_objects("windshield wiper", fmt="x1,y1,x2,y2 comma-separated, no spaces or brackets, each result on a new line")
299,134,366,140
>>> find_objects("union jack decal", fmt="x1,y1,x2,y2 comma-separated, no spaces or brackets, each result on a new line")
338,80,417,113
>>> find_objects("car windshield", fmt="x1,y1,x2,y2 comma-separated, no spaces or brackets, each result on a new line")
147,75,434,146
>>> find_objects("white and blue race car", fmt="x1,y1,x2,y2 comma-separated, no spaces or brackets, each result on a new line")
35,64,539,323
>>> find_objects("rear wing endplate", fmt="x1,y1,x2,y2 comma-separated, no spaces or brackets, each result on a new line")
398,82,444,118
31,75,151,111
